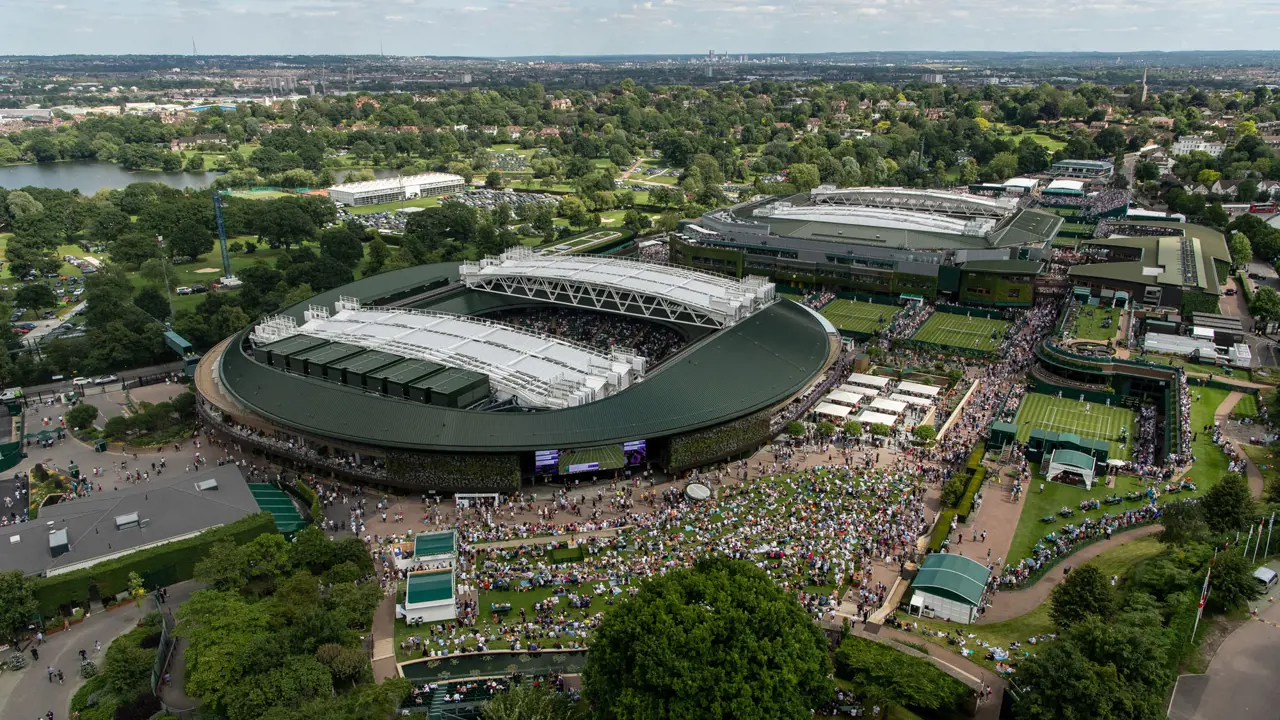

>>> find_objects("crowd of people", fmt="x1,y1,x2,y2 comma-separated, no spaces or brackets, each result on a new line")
876,301,932,352
805,290,836,310
635,242,669,264
484,307,687,366
1036,189,1129,219
1094,219,1181,238
996,502,1169,587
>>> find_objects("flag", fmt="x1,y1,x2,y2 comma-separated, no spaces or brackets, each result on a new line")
1198,566,1211,610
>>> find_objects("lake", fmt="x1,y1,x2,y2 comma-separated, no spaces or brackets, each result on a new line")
0,161,221,193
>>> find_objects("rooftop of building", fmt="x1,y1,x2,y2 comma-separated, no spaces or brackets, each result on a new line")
0,465,259,577
913,553,991,607
328,172,464,194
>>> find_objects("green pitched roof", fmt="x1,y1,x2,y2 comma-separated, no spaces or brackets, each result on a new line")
1049,448,1097,471
414,530,457,558
913,553,991,607
405,570,454,605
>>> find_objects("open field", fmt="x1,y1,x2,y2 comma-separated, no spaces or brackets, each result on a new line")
819,299,897,335
1012,392,1136,460
1070,305,1121,342
910,312,1009,353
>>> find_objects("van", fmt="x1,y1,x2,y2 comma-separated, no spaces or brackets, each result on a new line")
1254,567,1278,591
176,286,193,296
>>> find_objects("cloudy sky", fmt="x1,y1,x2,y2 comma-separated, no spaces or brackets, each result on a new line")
3,0,1280,56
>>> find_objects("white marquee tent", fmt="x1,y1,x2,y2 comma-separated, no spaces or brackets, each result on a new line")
890,393,933,407
847,373,890,389
825,390,863,407
870,398,909,415
813,403,852,420
897,381,941,398
855,410,898,426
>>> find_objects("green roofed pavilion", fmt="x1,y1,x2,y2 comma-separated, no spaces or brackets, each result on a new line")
909,553,991,624
413,530,457,561
405,570,454,605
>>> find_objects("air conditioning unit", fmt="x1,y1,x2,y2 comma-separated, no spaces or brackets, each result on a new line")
921,609,935,619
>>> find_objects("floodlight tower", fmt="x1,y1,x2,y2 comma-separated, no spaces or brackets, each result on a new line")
213,192,242,289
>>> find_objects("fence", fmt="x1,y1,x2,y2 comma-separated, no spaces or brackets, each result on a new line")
150,594,175,696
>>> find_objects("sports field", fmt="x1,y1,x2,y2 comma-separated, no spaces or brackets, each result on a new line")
910,312,1009,353
819,299,896,334
1013,392,1136,460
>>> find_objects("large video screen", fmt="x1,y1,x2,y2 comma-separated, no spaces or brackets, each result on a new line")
623,439,647,466
534,449,559,472
565,461,600,474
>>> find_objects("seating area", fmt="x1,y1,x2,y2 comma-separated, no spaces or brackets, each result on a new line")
247,483,308,533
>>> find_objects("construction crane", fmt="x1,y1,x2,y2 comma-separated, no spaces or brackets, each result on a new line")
212,192,242,289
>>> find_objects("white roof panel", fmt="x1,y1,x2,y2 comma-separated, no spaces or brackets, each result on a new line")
855,410,899,426
897,381,941,397
813,402,852,419
890,393,933,407
838,385,875,397
278,302,642,409
870,398,909,414
847,373,890,388
825,390,863,407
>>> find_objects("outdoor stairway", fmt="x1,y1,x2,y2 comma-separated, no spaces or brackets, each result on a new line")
247,483,309,533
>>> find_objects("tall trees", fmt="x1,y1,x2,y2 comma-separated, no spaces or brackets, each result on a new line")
0,570,38,645
583,557,832,720
1200,472,1255,534
1049,565,1114,629
833,637,967,714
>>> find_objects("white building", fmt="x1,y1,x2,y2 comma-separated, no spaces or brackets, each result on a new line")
1172,136,1227,158
328,172,465,207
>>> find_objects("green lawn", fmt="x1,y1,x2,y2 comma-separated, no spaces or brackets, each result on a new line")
1004,387,1228,563
907,536,1162,671
1069,306,1121,342
911,312,1010,353
1241,444,1279,494
819,299,898,334
1012,393,1136,460
1231,393,1259,418
344,195,444,215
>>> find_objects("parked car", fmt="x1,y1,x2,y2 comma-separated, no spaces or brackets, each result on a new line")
1225,288,1238,296
72,377,91,388
176,286,193,296
15,322,37,331
93,374,120,385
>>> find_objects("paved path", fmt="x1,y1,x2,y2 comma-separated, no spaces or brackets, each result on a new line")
1213,392,1267,498
0,581,202,720
371,593,399,682
976,524,1162,624
867,625,1004,720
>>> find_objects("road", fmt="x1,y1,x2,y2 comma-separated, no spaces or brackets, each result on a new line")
20,360,185,400
0,581,202,720
1168,560,1280,720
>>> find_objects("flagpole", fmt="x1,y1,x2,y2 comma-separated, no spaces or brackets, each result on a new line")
1193,561,1212,640
1246,525,1255,560
1267,513,1276,558
1254,518,1265,563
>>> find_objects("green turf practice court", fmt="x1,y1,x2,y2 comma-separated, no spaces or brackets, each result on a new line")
413,530,457,559
405,570,454,605
911,312,1010,353
1013,392,1136,460
818,299,896,334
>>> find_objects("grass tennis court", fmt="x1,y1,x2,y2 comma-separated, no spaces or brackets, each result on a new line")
1013,392,1136,460
910,312,1010,353
1070,306,1121,342
819,299,897,334
559,445,626,474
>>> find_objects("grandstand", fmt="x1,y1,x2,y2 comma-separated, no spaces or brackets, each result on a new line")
676,186,1062,308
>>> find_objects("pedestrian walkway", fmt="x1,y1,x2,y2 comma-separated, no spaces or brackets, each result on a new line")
863,624,1005,720
371,593,399,683
977,524,1162,624
1214,392,1267,498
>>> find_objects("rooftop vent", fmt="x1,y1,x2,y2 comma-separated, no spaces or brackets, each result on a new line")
194,478,219,491
49,528,69,558
115,512,140,531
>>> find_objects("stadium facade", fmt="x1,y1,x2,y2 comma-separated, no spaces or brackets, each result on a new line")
327,172,465,207
673,187,1062,307
196,253,839,494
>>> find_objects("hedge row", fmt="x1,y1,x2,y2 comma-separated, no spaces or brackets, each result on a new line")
34,512,278,616
1239,272,1255,304
286,479,322,526
956,468,986,523
966,442,986,470
928,510,956,552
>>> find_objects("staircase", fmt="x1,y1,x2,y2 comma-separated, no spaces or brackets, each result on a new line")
247,483,309,533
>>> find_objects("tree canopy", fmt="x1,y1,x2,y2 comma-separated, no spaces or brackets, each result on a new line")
582,557,833,720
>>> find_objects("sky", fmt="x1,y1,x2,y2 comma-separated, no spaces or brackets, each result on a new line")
4,0,1280,56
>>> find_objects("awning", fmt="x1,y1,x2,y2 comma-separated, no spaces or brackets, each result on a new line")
847,373,890,388
855,410,898,426
825,390,863,407
896,381,941,398
870,398,909,415
813,403,852,420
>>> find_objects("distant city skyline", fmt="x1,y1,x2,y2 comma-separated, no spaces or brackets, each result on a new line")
4,0,1280,57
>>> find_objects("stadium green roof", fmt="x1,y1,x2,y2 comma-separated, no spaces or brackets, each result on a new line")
405,570,454,605
913,553,990,607
1071,226,1226,294
219,264,832,452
